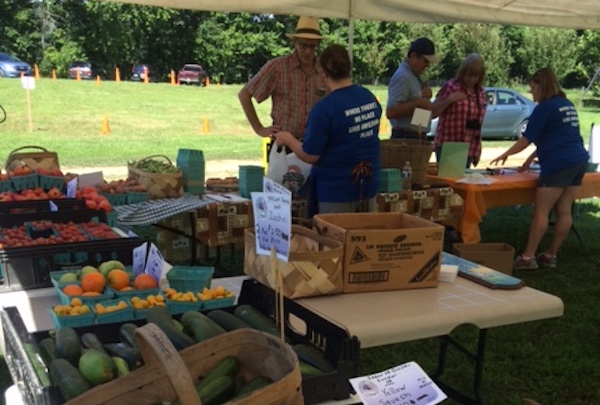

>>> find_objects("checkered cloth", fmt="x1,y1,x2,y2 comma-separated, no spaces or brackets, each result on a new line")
115,194,217,226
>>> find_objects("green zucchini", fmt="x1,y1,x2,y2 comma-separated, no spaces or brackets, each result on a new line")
197,355,241,391
37,337,56,368
197,375,237,405
54,327,82,367
49,358,92,401
112,356,130,377
299,360,324,377
183,316,226,343
293,343,335,373
207,309,253,331
119,323,139,348
235,376,274,398
103,343,143,371
147,306,195,351
233,304,286,340
23,342,51,387
80,332,108,355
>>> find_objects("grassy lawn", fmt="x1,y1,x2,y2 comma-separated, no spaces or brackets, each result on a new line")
1,78,600,404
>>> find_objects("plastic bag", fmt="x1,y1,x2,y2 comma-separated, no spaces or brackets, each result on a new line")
266,146,311,194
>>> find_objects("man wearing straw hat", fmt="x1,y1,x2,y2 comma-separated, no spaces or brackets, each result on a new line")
238,16,327,141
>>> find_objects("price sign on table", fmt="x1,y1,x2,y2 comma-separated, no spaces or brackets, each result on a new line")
251,189,291,262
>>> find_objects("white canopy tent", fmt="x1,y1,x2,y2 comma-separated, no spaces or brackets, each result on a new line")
107,0,600,29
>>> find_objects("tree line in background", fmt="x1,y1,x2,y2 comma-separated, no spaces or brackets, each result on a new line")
2,0,600,91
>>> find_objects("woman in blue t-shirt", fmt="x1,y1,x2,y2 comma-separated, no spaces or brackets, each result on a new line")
273,44,382,217
490,68,589,271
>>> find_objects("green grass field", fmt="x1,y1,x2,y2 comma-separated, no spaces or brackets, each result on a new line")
1,78,600,404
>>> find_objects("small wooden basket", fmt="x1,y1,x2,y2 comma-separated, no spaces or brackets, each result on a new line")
5,145,60,172
65,324,303,405
127,155,183,199
244,224,344,299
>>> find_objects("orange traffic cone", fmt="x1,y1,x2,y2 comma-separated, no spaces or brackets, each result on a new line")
205,76,210,87
101,115,111,135
76,69,81,81
51,69,57,80
144,67,149,84
202,117,210,133
380,116,388,135
96,75,101,86
115,67,121,83
34,64,40,80
170,70,176,86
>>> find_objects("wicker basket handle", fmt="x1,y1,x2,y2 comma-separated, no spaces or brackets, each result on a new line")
135,154,175,168
134,324,202,405
7,145,50,155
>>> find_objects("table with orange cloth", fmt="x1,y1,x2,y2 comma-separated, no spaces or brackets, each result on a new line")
427,171,600,244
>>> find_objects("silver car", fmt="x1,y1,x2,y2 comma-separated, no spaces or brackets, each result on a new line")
0,52,32,78
427,87,536,140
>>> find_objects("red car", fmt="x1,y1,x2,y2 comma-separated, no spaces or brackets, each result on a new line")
177,64,207,86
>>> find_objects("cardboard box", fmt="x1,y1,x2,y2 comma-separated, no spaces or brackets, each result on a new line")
452,243,515,275
313,212,444,293
155,212,194,265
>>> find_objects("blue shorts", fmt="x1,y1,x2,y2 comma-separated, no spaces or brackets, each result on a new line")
538,161,587,187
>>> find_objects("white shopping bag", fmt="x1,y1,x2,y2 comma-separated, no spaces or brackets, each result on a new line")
266,146,311,194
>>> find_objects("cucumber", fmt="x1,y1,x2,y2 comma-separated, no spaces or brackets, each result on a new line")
183,316,226,343
233,304,286,340
49,358,92,401
54,327,82,367
24,342,51,387
80,332,108,355
197,355,241,391
119,323,139,348
146,306,195,351
292,343,335,373
299,360,324,377
235,376,273,398
197,375,237,405
103,343,144,371
207,309,253,331
37,337,56,368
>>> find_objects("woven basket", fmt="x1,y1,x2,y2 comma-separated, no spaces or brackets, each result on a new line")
128,155,183,199
65,325,303,405
380,139,433,184
244,224,344,299
5,145,60,172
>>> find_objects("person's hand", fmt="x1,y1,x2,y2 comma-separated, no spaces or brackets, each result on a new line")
416,97,432,109
273,131,294,147
519,154,536,172
257,125,281,138
489,155,507,166
421,83,433,99
449,92,467,103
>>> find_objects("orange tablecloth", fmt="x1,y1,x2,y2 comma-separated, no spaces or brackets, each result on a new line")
427,172,600,244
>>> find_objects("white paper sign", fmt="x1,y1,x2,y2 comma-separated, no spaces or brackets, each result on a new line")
78,172,104,188
132,242,148,276
66,177,78,198
144,243,164,283
21,76,35,90
349,361,447,405
251,191,291,262
263,177,291,197
411,108,432,129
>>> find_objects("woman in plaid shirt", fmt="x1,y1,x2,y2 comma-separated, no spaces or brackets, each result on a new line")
433,53,487,167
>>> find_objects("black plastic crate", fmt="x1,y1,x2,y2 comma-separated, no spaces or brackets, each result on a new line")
0,199,87,215
0,206,106,228
238,279,360,404
0,237,144,291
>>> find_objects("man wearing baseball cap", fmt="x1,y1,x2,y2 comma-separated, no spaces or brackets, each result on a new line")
239,16,327,140
386,37,438,139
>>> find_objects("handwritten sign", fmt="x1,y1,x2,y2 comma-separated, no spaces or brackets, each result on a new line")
251,191,291,262
132,242,148,276
349,361,447,405
263,177,291,196
144,243,164,283
66,177,78,198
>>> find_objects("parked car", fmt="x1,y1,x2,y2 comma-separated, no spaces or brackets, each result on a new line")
427,87,536,140
177,64,207,86
131,64,153,82
0,52,32,78
68,61,102,80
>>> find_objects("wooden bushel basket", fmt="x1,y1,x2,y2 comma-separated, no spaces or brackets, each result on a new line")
244,224,344,299
5,145,60,171
66,324,303,405
127,155,183,199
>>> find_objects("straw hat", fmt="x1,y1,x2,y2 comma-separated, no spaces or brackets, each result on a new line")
286,16,322,40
